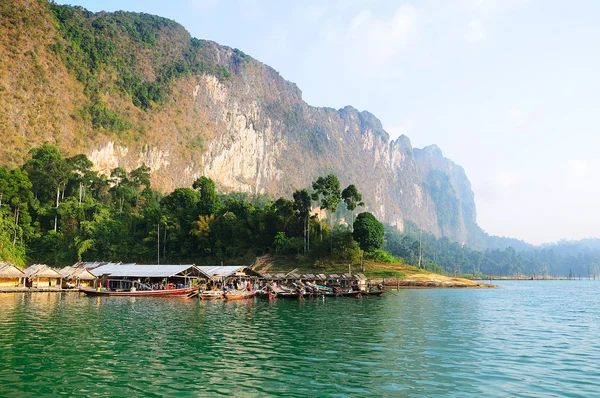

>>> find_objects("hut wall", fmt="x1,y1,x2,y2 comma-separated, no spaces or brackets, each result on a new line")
32,277,60,287
0,277,21,287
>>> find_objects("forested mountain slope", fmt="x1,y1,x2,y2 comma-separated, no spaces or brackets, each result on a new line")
1,0,511,249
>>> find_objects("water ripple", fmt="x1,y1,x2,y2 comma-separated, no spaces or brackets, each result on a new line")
1,282,600,396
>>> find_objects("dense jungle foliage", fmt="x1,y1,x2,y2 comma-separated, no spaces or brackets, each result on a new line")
0,145,385,268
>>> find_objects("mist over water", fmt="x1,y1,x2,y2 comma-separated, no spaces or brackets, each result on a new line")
1,281,599,397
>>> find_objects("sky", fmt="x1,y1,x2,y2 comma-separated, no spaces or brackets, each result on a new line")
56,0,600,245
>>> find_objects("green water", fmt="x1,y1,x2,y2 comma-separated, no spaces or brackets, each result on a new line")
1,281,599,397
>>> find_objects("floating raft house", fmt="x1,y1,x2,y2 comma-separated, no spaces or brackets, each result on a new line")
0,262,26,289
24,264,63,289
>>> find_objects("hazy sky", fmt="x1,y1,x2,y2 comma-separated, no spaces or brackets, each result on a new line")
57,0,600,245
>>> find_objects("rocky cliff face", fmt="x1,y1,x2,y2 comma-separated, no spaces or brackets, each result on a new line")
0,1,484,246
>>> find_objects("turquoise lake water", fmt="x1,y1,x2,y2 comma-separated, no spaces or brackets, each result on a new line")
0,280,599,397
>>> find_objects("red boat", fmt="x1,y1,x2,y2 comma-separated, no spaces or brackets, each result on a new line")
79,287,197,297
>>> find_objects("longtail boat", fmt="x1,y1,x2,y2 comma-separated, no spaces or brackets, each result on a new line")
324,290,362,298
275,292,301,299
79,286,197,297
224,290,256,300
362,290,384,296
199,290,224,300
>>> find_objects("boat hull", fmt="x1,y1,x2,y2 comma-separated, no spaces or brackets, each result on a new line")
79,287,197,297
325,291,362,298
199,292,224,300
224,291,256,300
362,291,384,296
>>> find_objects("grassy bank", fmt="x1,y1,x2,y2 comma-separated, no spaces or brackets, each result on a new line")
255,256,495,288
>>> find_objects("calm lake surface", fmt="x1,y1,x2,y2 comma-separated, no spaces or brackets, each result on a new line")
1,280,599,397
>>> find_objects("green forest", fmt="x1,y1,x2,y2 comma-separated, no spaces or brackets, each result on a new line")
0,145,385,269
385,225,600,279
2,145,598,277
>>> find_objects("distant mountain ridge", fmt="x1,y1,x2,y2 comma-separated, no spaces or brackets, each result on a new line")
0,0,522,250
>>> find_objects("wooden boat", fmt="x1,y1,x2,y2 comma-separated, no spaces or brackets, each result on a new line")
324,290,362,298
275,292,301,299
224,290,256,300
79,286,197,297
199,290,224,300
362,290,384,296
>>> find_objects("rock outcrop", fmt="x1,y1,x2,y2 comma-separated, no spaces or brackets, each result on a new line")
0,1,486,246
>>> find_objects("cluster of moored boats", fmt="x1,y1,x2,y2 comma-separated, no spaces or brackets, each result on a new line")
192,282,385,301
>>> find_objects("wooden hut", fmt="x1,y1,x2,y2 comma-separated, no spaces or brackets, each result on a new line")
90,263,209,290
24,264,63,289
353,274,368,290
59,266,97,288
196,265,263,283
327,274,342,287
0,262,26,289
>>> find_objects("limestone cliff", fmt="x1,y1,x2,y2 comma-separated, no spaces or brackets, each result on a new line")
0,1,486,246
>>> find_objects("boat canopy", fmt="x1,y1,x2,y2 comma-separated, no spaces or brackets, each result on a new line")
90,264,209,279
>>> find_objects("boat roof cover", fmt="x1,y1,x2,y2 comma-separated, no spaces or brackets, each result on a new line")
90,264,205,278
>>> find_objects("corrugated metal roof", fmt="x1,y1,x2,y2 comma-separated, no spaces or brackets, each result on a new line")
90,264,205,278
196,265,250,279
76,262,129,270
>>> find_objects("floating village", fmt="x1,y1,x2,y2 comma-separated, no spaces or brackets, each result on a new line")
0,261,385,300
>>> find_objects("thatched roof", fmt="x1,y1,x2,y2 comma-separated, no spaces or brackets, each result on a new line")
24,264,63,279
197,265,263,279
315,274,327,280
354,273,368,281
0,262,25,278
59,266,97,281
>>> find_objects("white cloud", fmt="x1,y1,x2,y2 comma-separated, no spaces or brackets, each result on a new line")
188,0,220,12
316,4,417,79
496,173,515,188
466,19,486,43
239,0,264,20
566,160,590,179
303,4,329,23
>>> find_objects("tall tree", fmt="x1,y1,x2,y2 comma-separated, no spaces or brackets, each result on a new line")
312,174,341,253
24,145,71,231
341,184,364,231
193,176,221,216
293,189,311,253
273,197,295,234
353,212,384,253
